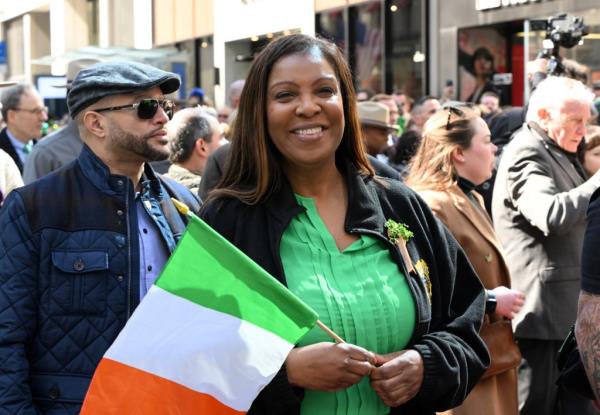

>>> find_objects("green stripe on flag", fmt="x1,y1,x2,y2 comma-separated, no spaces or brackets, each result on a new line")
156,213,318,345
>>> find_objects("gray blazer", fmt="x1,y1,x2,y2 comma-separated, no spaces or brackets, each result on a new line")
22,121,82,184
492,122,600,340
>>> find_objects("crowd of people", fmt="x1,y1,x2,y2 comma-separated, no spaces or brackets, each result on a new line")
0,33,599,414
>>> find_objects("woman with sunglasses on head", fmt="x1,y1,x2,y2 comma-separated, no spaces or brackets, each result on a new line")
200,34,489,415
406,106,524,415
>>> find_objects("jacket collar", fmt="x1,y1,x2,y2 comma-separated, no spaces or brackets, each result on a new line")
264,160,386,236
447,184,503,254
77,144,162,197
527,121,586,185
344,162,387,235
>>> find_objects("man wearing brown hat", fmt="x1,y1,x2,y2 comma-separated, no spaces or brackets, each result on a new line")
358,101,398,157
0,61,200,414
22,58,99,184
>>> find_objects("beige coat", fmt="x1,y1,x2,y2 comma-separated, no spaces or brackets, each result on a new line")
417,184,518,415
164,164,201,195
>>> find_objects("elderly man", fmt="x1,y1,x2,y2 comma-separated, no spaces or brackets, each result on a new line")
165,107,223,193
0,83,48,173
22,58,99,184
0,61,200,413
492,76,599,415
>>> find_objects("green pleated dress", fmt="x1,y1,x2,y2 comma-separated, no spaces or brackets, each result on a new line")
280,195,417,415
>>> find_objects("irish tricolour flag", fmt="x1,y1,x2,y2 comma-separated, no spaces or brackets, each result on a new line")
81,202,318,414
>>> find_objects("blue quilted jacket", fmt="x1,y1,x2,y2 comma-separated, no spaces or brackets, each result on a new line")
0,145,199,414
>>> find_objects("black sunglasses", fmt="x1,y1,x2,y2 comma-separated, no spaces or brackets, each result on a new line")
445,106,465,130
94,99,174,120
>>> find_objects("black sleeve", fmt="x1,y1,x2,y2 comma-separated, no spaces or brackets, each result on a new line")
582,189,600,294
367,154,401,181
199,143,230,200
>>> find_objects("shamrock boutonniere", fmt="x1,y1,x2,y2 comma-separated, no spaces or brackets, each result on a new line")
386,219,433,304
385,219,416,274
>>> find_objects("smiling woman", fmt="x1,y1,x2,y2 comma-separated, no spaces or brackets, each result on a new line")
266,51,345,172
200,34,489,415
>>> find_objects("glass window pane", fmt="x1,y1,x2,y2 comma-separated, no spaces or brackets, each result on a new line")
386,0,424,98
199,36,214,105
316,9,346,52
87,0,99,46
353,1,383,94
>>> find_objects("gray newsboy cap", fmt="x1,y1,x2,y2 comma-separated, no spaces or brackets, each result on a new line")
67,61,181,118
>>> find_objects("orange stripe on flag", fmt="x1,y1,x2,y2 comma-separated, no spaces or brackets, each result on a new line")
81,358,245,415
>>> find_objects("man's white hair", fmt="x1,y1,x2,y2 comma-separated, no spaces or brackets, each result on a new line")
526,76,594,123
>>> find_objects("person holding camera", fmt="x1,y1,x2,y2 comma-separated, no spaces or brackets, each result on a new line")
492,76,599,415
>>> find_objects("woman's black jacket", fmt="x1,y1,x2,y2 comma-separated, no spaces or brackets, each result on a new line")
200,163,489,415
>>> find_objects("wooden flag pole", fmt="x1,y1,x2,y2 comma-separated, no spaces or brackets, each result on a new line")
316,320,345,344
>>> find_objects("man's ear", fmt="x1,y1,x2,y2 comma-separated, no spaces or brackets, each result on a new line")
5,109,16,125
82,111,107,138
537,107,551,123
194,138,208,157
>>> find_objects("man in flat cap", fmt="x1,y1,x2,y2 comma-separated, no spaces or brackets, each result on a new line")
0,61,200,413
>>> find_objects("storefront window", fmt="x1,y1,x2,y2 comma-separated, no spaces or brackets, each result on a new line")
351,1,383,94
458,26,509,104
5,17,24,78
316,9,346,53
87,0,99,46
386,0,425,99
318,0,426,97
198,36,214,105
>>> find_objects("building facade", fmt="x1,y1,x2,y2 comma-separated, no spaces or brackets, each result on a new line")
153,0,427,108
2,0,598,113
433,0,600,106
0,0,156,81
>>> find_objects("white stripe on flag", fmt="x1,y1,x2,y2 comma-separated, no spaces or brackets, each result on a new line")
105,285,294,411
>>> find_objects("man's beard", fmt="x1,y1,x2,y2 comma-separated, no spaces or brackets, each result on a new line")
109,124,169,162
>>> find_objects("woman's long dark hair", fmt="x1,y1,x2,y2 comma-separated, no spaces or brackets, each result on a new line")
208,34,374,205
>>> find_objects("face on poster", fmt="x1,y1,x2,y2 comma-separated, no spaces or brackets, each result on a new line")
458,27,507,102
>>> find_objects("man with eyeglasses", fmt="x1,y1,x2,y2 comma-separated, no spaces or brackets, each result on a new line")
0,61,200,414
0,83,48,173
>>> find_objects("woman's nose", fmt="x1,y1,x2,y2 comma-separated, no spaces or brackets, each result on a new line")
295,94,321,117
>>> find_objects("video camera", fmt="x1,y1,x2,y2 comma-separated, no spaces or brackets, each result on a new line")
530,13,588,76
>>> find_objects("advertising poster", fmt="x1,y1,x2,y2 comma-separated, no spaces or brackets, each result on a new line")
458,27,508,104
